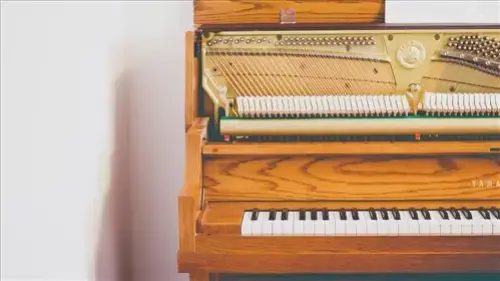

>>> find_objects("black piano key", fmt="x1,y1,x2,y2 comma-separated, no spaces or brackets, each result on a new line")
369,208,377,220
269,210,277,221
251,209,259,221
310,210,318,221
340,208,347,220
299,209,306,221
449,208,461,220
282,209,289,220
352,209,359,221
321,209,329,220
421,208,431,220
490,207,500,219
380,208,389,220
409,208,419,220
460,207,473,220
391,208,401,220
478,207,491,219
438,208,449,220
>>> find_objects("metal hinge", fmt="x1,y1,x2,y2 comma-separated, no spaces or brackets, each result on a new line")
280,8,296,24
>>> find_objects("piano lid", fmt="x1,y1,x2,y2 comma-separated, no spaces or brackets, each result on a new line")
194,0,386,25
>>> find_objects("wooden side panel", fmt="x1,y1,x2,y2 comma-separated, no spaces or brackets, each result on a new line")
178,118,209,253
185,31,199,132
203,155,500,202
194,0,385,25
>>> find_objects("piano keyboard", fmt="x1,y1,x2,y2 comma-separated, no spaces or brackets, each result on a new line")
241,207,500,236
236,95,412,118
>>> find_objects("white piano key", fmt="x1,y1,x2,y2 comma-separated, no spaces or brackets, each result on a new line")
251,211,265,236
281,212,294,236
314,211,326,236
271,211,283,236
438,211,453,236
304,211,315,236
355,211,368,236
469,210,484,235
333,211,346,236
490,211,500,235
260,211,272,236
397,212,411,236
365,211,378,235
418,211,431,235
475,210,494,235
387,210,400,236
428,211,442,236
376,210,390,236
292,211,304,235
405,211,420,235
241,211,253,236
448,211,463,236
325,211,336,235
345,211,357,236
458,210,473,236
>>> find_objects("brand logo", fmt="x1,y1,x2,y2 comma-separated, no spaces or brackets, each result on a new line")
472,179,500,188
397,40,426,69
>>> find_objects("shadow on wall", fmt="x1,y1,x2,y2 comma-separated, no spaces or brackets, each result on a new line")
95,71,133,281
94,42,188,280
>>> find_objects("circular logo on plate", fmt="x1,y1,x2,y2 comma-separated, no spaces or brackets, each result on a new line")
397,41,426,69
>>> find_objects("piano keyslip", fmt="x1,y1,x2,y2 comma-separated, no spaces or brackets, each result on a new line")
241,208,500,236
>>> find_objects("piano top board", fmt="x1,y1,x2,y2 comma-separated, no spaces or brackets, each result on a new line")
194,0,386,25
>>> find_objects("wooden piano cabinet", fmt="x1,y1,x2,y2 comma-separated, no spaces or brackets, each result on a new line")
216,273,500,281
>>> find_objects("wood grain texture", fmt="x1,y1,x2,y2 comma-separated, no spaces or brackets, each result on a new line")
190,272,211,281
203,155,500,202
179,118,209,252
218,273,500,281
178,252,500,273
185,31,198,132
203,142,500,156
199,201,500,235
194,0,385,25
195,235,500,254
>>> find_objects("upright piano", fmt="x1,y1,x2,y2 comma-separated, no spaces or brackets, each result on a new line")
178,1,500,280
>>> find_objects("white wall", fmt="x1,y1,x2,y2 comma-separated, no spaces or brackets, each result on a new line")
0,1,498,281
